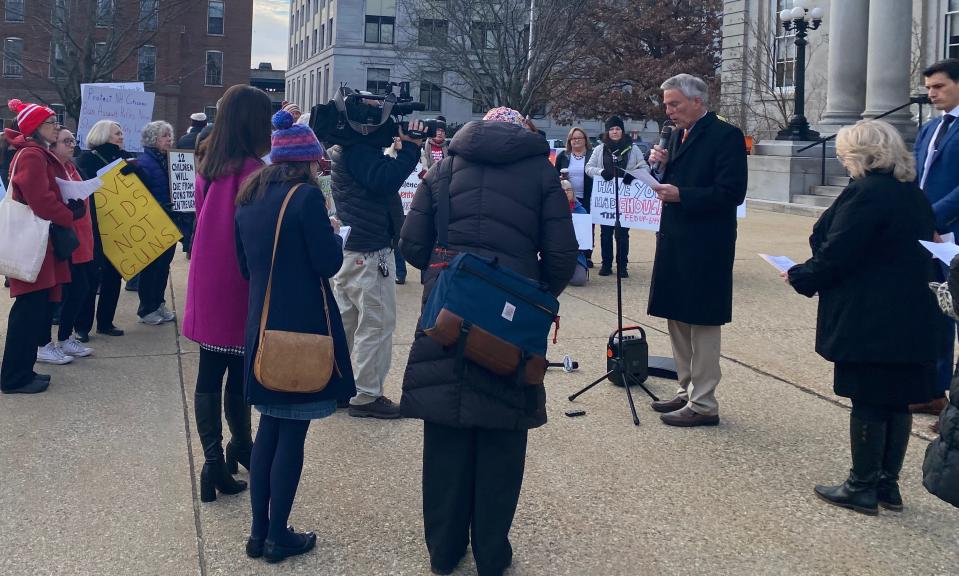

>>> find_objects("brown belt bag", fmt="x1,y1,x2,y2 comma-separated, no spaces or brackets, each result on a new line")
424,308,548,386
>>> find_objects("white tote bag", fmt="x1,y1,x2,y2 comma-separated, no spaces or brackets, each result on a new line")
0,152,50,283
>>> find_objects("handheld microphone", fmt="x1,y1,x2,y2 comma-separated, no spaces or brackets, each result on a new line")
650,121,674,173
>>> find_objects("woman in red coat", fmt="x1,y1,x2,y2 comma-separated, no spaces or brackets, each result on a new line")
0,100,84,394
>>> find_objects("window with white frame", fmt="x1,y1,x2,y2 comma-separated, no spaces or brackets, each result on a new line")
3,37,23,77
49,40,67,78
52,0,68,27
139,0,158,31
327,17,333,45
205,50,223,86
51,104,65,126
96,0,115,27
472,78,493,114
94,42,113,80
771,0,796,89
420,72,443,112
947,0,959,59
138,45,156,82
5,0,24,22
419,19,449,47
366,67,391,95
208,1,224,35
205,105,217,124
365,0,395,44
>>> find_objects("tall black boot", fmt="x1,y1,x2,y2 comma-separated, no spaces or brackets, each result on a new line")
814,414,885,515
195,392,247,502
877,412,912,511
224,392,253,474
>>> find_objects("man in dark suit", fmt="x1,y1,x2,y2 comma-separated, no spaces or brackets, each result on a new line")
646,74,748,427
913,59,959,417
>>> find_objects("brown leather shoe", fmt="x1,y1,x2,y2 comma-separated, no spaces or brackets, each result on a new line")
661,406,719,427
909,396,948,415
651,396,687,413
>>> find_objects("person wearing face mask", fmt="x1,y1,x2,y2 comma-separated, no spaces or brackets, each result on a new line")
135,121,178,326
585,116,649,278
1,99,84,394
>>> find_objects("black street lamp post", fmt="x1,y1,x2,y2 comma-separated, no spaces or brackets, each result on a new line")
776,3,825,141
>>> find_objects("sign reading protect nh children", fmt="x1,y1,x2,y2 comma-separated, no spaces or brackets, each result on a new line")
94,159,182,279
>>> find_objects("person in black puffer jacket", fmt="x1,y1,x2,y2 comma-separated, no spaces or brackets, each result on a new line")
399,107,577,576
924,253,959,508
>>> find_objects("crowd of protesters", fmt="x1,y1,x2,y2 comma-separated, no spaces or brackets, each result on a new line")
2,60,959,572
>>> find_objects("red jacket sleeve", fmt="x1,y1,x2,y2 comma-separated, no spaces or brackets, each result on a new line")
11,149,74,227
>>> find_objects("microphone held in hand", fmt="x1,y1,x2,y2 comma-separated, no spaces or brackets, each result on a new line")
650,121,674,173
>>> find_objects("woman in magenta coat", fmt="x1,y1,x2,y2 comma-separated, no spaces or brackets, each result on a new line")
182,85,273,502
1,100,83,394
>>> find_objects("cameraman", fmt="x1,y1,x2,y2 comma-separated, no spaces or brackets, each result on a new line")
329,117,425,419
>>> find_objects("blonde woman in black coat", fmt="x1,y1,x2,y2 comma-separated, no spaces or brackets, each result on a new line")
787,120,945,515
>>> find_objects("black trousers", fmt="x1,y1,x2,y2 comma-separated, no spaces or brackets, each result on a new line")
57,261,94,341
77,253,123,333
600,224,629,268
137,246,176,318
1,289,49,391
422,422,527,576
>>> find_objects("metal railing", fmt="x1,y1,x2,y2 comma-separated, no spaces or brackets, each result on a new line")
796,96,929,186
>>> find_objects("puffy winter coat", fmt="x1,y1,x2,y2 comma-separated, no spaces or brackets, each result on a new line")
399,120,578,430
137,147,171,208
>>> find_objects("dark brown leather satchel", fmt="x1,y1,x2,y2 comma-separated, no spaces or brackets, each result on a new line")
424,308,548,385
254,183,337,393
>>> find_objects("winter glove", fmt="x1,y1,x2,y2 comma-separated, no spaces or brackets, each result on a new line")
622,172,636,186
118,162,138,176
601,168,614,181
67,199,86,220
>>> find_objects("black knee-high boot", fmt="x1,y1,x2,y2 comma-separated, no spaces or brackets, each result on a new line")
877,412,912,511
195,392,247,502
224,392,253,474
814,414,885,515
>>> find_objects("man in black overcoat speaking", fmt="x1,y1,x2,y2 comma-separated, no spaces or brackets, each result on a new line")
646,73,748,427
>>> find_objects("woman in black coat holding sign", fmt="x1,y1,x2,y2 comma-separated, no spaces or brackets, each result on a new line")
400,107,577,576
75,120,133,340
787,120,945,515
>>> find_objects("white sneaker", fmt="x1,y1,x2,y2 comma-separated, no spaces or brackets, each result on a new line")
59,337,93,358
139,310,165,325
158,304,175,322
37,342,74,365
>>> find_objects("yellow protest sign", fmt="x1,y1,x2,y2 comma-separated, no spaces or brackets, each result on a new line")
94,160,182,280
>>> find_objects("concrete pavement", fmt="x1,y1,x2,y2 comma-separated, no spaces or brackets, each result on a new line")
0,207,956,576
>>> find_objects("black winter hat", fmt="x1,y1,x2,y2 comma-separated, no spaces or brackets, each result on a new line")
605,115,625,132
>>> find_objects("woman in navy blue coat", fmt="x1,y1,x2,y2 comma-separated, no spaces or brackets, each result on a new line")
234,111,355,563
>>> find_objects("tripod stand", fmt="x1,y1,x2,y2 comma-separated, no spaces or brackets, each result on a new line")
568,154,659,425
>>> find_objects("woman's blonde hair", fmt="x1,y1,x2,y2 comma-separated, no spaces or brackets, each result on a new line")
86,120,121,148
565,127,591,153
836,120,916,183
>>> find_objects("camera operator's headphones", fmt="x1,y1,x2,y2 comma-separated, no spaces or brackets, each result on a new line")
334,86,395,136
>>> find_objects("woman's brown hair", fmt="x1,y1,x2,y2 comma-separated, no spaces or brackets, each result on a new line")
236,162,318,206
197,85,273,181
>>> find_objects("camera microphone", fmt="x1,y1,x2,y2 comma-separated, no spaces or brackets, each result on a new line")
651,121,674,173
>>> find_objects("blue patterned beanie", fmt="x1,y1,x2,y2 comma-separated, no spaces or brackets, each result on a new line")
270,110,324,164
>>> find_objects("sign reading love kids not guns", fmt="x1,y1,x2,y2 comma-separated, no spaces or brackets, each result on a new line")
94,159,182,280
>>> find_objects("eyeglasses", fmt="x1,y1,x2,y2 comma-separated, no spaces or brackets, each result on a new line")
42,118,57,126
570,137,586,142
60,139,76,146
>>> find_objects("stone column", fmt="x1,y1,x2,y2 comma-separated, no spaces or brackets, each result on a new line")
819,0,869,131
862,0,915,136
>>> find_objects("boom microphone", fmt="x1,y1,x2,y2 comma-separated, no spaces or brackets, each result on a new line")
650,121,674,173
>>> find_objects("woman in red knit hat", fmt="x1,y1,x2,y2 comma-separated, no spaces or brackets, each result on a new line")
0,99,85,394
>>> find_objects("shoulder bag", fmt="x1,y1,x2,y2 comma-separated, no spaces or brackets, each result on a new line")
0,151,51,282
254,183,337,393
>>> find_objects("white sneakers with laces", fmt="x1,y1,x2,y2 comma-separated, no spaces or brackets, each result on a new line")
59,337,93,358
37,342,74,365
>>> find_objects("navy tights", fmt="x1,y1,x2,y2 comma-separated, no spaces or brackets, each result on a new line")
249,414,311,544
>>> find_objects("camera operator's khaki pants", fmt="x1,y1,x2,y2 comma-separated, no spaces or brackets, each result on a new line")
332,248,397,405
667,319,722,416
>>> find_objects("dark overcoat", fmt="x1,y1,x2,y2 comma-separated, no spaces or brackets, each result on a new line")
399,121,578,430
647,112,748,326
234,178,356,406
787,172,944,365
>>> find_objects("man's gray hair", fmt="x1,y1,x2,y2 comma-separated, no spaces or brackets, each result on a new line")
661,74,709,105
141,120,174,148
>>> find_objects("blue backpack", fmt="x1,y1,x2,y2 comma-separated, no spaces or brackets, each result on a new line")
419,158,559,384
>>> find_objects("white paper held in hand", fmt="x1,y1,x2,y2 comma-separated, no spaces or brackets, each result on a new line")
56,177,103,201
919,240,959,264
571,213,593,250
758,253,796,273
338,225,351,246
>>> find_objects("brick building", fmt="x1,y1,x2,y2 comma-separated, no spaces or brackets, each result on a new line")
0,0,253,138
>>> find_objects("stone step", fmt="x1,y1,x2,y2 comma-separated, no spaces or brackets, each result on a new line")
826,175,850,187
811,185,844,198
792,193,836,208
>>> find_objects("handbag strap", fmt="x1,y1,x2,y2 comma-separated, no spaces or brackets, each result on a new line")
257,183,335,347
6,149,22,202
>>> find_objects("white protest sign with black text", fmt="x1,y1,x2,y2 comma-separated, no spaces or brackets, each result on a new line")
168,149,197,212
77,84,155,152
590,177,746,231
400,164,422,215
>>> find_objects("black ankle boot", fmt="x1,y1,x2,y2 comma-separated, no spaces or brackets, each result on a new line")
195,392,247,502
223,392,252,474
877,411,912,511
814,414,885,515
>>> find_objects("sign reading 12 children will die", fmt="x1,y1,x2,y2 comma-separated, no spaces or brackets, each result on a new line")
168,149,197,212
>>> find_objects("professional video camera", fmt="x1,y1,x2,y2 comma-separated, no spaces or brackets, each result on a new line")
309,82,446,148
